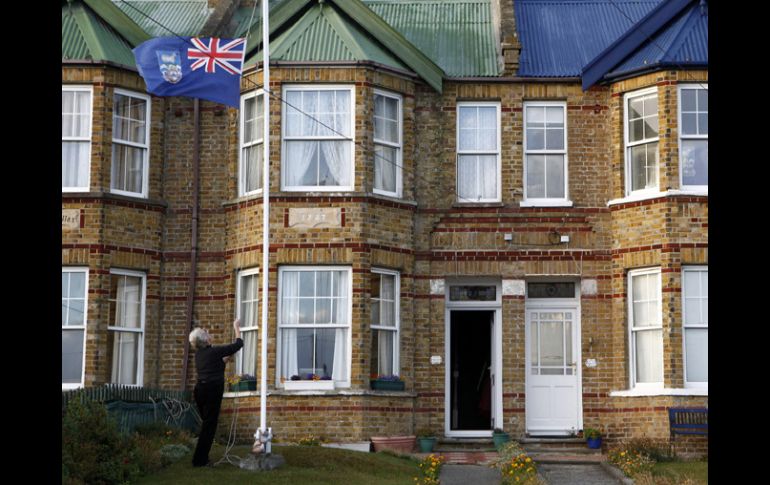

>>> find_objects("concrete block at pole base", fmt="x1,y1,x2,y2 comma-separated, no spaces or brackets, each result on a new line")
239,453,286,471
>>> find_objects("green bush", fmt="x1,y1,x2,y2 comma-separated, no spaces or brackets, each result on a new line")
623,437,673,462
62,398,141,485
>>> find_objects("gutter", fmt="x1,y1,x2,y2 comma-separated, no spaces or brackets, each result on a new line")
62,59,139,72
243,59,421,81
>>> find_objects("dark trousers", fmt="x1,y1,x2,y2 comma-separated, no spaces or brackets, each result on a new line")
192,380,224,466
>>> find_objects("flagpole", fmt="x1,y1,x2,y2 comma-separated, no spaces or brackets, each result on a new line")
259,0,271,454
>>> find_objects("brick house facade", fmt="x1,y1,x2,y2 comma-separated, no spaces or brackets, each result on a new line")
62,0,707,453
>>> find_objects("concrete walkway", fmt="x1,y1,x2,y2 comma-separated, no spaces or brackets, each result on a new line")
439,462,626,485
439,464,501,485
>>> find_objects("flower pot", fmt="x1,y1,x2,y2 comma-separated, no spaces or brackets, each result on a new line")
417,437,437,453
587,437,602,449
370,435,416,454
370,379,405,391
492,432,510,450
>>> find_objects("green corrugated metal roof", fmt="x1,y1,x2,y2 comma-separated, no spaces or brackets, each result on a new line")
62,1,138,66
112,0,211,37
363,0,500,77
246,2,408,71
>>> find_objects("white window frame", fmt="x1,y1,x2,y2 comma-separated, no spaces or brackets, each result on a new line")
111,89,151,198
678,84,708,192
371,268,400,377
235,267,260,376
107,268,146,387
62,267,89,390
276,266,353,388
456,101,502,203
624,87,659,197
280,85,356,192
522,101,571,207
627,267,663,390
62,85,93,192
239,90,264,197
373,89,403,198
682,266,708,390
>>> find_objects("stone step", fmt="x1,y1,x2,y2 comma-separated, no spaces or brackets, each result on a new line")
528,453,606,465
522,445,600,454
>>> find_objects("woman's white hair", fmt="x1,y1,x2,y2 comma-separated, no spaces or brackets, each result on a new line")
189,327,210,351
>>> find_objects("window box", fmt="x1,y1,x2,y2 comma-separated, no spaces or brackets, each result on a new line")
230,380,257,392
284,379,335,391
370,379,405,391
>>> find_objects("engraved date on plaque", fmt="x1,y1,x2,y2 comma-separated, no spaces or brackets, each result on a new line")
62,209,81,230
288,208,341,229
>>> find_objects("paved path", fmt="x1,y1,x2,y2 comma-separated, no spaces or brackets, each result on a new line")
538,463,622,485
439,464,502,485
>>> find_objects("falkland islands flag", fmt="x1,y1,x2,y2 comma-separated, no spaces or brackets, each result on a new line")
133,37,246,108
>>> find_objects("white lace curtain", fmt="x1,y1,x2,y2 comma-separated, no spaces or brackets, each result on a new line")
111,276,141,385
62,90,91,188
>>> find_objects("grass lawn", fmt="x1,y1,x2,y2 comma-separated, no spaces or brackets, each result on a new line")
133,443,420,485
651,460,708,484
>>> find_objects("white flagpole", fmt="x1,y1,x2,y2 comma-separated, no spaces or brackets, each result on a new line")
259,0,271,452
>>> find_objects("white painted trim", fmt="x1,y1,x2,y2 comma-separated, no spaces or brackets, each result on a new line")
677,84,708,191
607,189,708,206
62,85,93,192
236,267,260,376
627,267,663,390
280,85,356,192
522,101,569,205
276,266,353,389
373,89,403,198
62,267,89,389
110,89,151,199
107,268,146,387
456,102,502,203
682,265,708,390
610,388,708,397
371,268,401,376
623,87,659,196
239,90,265,197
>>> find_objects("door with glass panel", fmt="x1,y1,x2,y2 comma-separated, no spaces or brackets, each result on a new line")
525,307,580,435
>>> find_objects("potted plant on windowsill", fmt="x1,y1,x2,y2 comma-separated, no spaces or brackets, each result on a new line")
370,374,405,391
584,428,602,449
416,428,437,453
227,374,257,392
283,374,334,390
492,427,510,450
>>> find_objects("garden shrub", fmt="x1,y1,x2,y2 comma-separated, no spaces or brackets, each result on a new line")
607,446,655,477
414,454,444,485
62,398,141,485
623,437,673,462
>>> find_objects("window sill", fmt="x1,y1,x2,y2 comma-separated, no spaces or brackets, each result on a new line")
519,200,573,208
222,388,417,398
61,191,168,208
607,189,708,207
452,201,504,208
610,388,708,397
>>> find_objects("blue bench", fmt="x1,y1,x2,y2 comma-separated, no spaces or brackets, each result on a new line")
668,407,708,443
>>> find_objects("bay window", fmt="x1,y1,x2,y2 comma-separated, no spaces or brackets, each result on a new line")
107,270,145,386
278,267,351,387
282,86,354,191
628,268,663,388
236,268,260,376
624,88,659,195
370,269,400,377
111,90,150,197
679,85,708,189
373,90,402,197
682,266,708,388
62,86,92,191
240,92,264,195
62,268,88,388
456,102,501,202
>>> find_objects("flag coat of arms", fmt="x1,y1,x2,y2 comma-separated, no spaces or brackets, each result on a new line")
133,37,246,108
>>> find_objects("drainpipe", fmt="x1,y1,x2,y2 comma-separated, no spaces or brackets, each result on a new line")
180,98,201,391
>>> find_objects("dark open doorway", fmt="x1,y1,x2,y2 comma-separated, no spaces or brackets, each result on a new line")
450,310,493,431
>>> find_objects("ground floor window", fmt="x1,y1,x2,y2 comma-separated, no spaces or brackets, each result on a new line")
278,267,350,386
236,268,259,376
683,266,708,388
62,268,88,388
628,267,663,388
107,269,146,386
370,269,399,377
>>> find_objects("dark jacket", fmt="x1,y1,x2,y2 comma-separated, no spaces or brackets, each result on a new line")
195,338,243,383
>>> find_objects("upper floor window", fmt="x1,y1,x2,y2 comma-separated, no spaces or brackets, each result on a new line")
236,268,260,376
370,269,400,377
624,88,659,195
111,90,150,197
62,86,92,192
456,102,501,202
682,266,708,388
107,269,146,386
62,267,88,389
240,92,264,196
628,267,663,389
282,86,354,191
679,85,708,189
373,91,402,197
523,102,569,205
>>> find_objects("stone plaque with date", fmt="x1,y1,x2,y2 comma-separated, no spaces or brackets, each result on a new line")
288,208,341,229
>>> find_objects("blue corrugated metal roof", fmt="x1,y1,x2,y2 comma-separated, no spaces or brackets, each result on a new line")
515,0,662,77
605,0,707,80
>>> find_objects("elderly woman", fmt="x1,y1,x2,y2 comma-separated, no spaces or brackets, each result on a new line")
189,318,243,467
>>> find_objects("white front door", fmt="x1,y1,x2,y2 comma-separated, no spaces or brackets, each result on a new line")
525,306,581,436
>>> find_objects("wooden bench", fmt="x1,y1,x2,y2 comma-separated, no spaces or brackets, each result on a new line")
668,407,708,444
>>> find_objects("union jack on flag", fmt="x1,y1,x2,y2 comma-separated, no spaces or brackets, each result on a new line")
133,36,247,108
188,38,246,75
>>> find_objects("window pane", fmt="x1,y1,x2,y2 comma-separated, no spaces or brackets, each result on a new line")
285,140,319,186
67,300,85,326
479,155,498,199
62,142,89,188
630,119,644,143
643,114,658,139
109,330,139,385
110,275,142,329
698,114,708,135
112,144,144,193
527,128,545,150
374,144,397,193
371,301,380,325
545,128,564,150
239,329,258,375
540,321,564,366
298,299,314,324
643,96,657,118
630,143,658,191
635,329,663,383
628,97,643,119
294,328,315,375
681,113,697,135
546,155,565,198
70,272,86,296
527,106,545,124
457,155,477,200
527,155,545,198
685,328,708,383
316,298,332,324
242,144,263,192
317,141,350,186
316,272,332,297
545,106,563,126
316,328,346,380
697,89,708,112
62,329,84,384
681,89,696,111
374,329,395,375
